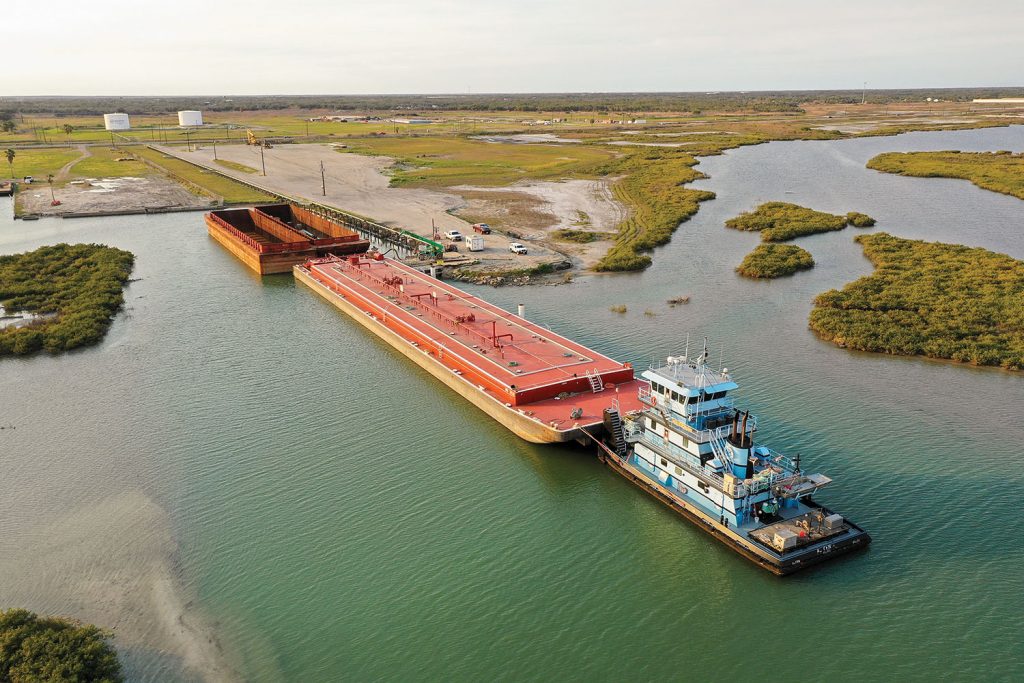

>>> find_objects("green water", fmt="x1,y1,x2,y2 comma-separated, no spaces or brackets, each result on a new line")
1,127,1022,681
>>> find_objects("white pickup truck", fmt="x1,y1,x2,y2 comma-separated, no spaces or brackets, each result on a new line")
508,242,528,255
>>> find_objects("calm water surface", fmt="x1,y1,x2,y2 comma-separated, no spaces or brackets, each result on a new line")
1,126,1022,681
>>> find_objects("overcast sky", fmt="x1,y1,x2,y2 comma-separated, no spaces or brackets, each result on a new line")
6,0,1022,95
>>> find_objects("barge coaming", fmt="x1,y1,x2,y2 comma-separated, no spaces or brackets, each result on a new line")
295,255,644,442
207,204,370,275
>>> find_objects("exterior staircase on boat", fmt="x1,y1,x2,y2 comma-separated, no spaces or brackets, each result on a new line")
586,369,604,393
603,408,628,457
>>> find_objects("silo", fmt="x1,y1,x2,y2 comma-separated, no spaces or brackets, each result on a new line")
178,110,204,126
103,113,131,130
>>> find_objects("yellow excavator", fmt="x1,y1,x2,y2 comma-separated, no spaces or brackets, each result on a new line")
246,129,272,148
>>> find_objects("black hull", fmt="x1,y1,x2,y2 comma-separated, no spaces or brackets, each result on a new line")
598,449,871,576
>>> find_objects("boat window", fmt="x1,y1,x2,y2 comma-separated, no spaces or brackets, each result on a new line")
660,459,668,468
674,466,683,476
671,391,680,402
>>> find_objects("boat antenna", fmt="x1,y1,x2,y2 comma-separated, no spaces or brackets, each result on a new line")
683,333,690,362
719,339,725,372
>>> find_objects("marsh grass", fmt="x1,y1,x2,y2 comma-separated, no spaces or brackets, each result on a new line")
553,229,615,243
846,211,876,227
595,150,715,271
809,232,1024,370
867,150,1024,200
0,243,134,356
726,202,847,241
736,244,814,278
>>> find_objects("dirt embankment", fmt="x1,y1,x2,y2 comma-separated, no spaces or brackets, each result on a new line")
18,176,213,217
453,177,629,270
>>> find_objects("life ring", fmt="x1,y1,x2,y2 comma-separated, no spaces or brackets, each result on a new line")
651,394,657,405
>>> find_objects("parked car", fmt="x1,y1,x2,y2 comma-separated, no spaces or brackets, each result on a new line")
509,242,528,255
443,230,463,241
472,223,491,234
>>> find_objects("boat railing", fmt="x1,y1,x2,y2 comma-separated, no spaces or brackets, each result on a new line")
634,431,725,486
753,445,800,474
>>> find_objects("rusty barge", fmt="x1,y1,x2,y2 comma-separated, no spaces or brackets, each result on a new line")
294,254,643,443
207,204,370,275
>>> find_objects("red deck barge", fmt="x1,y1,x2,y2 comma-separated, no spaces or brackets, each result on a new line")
207,203,370,275
294,255,645,443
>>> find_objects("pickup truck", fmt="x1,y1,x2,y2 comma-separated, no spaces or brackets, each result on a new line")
443,230,463,241
472,223,491,234
509,242,528,255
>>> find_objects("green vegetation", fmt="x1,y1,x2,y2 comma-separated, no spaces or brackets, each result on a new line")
737,243,815,278
0,608,122,682
0,243,134,357
1,148,82,179
341,136,614,187
132,146,274,203
846,211,876,227
69,147,150,178
726,202,848,242
553,229,614,243
595,150,715,271
867,151,1024,200
809,233,1024,370
215,159,259,174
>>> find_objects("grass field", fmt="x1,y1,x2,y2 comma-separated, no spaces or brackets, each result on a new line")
341,136,616,187
68,146,151,179
809,233,1024,370
726,202,849,241
866,151,1024,200
1,148,83,180
132,146,275,203
215,159,259,174
736,243,815,278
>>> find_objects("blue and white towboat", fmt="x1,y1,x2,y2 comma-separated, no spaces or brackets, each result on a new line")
597,341,870,575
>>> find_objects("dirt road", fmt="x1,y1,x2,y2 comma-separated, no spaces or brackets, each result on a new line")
163,143,570,274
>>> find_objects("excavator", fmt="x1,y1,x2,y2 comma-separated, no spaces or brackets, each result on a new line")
246,129,272,149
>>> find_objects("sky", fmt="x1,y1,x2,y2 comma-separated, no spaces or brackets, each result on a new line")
5,0,1022,95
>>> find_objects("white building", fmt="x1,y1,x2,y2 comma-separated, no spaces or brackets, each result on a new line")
178,110,204,126
103,113,131,131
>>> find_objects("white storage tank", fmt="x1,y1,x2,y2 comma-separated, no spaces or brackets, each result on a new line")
103,113,131,131
177,110,203,126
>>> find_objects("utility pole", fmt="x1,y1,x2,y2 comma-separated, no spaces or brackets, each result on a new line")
862,82,867,105
260,145,266,176
185,130,191,152
320,160,326,196
213,141,218,160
